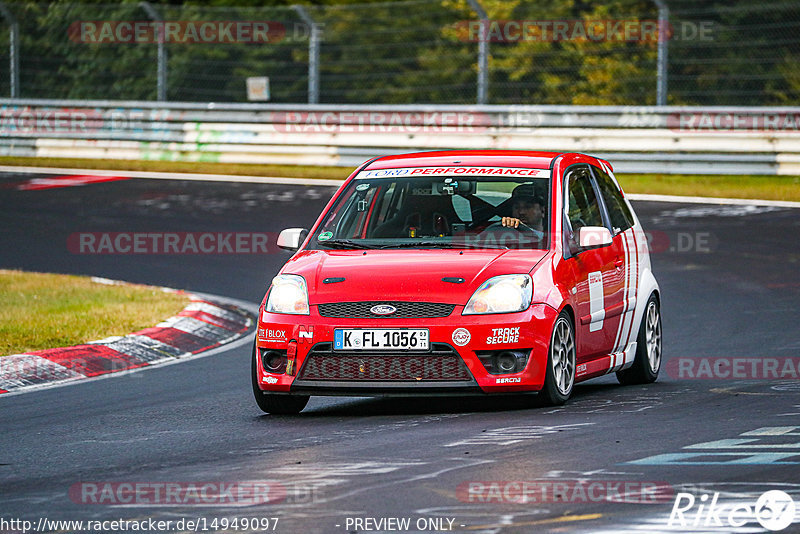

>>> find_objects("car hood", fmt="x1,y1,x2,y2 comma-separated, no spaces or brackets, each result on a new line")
280,248,549,305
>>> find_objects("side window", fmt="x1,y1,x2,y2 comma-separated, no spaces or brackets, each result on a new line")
451,195,472,222
332,186,379,238
316,187,356,237
373,182,398,225
592,166,634,233
565,166,604,233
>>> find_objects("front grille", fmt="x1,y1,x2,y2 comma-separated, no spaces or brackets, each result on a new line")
298,343,471,381
317,302,455,318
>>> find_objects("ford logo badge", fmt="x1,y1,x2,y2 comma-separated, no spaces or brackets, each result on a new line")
370,304,397,316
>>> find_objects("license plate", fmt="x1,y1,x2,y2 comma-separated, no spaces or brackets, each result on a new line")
334,329,429,351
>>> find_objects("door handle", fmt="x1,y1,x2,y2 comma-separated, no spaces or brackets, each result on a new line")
614,258,624,269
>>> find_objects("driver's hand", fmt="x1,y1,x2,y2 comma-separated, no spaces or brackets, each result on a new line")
501,217,521,228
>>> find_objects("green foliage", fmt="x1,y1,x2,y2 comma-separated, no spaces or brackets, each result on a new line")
0,0,797,104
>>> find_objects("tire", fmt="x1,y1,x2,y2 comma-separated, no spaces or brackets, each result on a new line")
251,343,309,415
539,311,576,405
616,293,661,385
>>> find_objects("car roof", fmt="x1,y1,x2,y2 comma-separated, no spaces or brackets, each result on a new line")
364,150,561,171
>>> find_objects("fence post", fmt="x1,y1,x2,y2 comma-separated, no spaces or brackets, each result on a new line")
292,5,320,104
0,3,19,98
140,2,167,101
466,0,488,105
653,0,669,106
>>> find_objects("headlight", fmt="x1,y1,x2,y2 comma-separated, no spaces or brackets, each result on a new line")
463,274,532,315
265,274,309,315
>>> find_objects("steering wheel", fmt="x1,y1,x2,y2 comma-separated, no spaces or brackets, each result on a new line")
481,221,544,240
482,220,532,232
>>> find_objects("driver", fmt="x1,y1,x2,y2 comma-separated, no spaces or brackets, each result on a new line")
501,184,544,233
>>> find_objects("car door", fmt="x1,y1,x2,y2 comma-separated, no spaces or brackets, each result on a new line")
562,165,625,363
590,164,638,361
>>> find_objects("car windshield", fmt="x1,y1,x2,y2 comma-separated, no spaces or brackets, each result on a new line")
309,172,550,250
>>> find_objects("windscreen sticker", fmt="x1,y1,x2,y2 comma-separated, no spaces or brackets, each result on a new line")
318,231,333,241
357,167,551,179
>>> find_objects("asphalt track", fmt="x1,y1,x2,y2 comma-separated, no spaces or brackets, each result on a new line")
1,172,799,534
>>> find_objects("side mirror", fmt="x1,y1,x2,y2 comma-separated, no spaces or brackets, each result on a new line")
277,228,309,251
577,226,613,249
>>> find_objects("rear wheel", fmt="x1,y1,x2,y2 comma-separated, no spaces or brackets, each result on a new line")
251,343,309,414
617,293,661,385
539,311,576,405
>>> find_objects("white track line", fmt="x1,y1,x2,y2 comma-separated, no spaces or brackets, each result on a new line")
627,193,800,208
1,165,798,207
0,165,346,186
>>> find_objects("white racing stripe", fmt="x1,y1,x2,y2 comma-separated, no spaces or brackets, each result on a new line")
623,230,641,352
615,230,642,373
612,232,630,357
617,232,634,367
610,230,638,372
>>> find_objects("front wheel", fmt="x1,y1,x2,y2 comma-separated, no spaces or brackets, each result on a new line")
539,311,576,405
251,343,309,414
617,294,661,385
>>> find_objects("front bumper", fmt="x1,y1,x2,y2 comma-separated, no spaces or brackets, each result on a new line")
255,303,558,396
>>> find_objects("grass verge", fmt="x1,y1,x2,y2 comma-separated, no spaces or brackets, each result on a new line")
617,173,800,202
0,270,190,356
1,157,799,202
0,156,349,180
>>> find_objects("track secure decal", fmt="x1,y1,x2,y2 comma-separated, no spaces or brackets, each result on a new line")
487,327,520,344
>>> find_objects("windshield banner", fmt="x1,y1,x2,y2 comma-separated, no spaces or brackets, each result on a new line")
357,167,551,179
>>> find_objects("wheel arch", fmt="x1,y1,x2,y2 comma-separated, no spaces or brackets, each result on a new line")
558,302,576,327
633,267,660,340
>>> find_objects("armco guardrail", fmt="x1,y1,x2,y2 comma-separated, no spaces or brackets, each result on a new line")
2,100,800,175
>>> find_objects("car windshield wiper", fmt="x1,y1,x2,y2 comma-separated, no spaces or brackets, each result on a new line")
318,238,377,250
374,241,445,249
375,241,509,250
